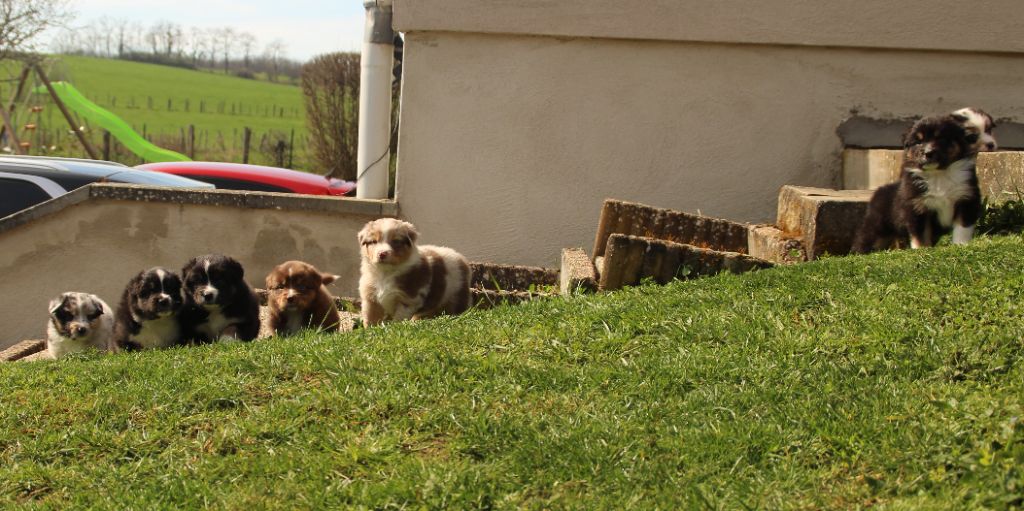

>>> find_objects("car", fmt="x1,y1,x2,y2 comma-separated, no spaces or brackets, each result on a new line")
136,161,356,196
0,156,214,220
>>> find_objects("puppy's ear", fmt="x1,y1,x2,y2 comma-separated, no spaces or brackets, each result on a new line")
357,223,372,245
403,222,420,244
88,296,106,319
227,257,245,280
48,295,66,316
320,273,340,286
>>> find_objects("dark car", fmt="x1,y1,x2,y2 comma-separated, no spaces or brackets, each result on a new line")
0,156,214,219
136,161,356,196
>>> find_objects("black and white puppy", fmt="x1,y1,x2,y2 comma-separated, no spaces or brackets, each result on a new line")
46,292,114,359
179,254,260,343
113,267,186,351
853,114,983,253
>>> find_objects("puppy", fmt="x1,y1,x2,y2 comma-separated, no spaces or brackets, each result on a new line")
357,218,472,326
952,107,997,153
852,114,983,253
265,260,341,335
46,292,114,359
113,267,185,350
179,254,260,343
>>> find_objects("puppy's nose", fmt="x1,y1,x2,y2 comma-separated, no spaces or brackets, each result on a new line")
157,295,171,307
286,294,296,303
202,290,215,301
378,250,392,260
73,325,89,336
986,142,996,151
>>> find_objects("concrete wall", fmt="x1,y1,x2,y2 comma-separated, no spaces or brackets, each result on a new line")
392,0,1024,267
0,185,394,349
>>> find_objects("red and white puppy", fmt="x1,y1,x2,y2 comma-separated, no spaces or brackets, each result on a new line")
357,218,472,326
265,260,341,336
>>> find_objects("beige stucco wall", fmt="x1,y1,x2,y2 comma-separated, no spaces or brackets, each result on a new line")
392,1,1024,267
0,186,390,349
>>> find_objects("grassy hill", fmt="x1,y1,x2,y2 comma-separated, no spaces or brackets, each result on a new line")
2,237,1023,508
3,56,312,169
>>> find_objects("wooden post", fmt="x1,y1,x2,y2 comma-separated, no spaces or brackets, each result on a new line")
242,127,251,164
35,65,100,159
0,65,30,143
102,130,111,160
287,128,294,168
0,102,23,154
187,124,195,159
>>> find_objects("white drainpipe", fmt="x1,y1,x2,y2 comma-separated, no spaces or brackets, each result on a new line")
357,0,395,200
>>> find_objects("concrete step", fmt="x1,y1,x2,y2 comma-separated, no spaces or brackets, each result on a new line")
776,185,873,260
598,234,772,291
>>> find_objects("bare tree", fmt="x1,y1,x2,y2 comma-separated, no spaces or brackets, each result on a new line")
263,39,287,82
301,52,360,179
0,0,71,59
238,31,256,70
216,26,235,73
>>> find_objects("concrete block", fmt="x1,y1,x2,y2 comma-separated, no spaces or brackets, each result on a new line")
560,248,598,294
777,186,873,260
592,199,749,259
598,234,772,291
747,225,806,264
978,151,1024,202
842,148,901,190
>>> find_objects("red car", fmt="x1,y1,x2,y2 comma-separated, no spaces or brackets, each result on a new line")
137,161,356,196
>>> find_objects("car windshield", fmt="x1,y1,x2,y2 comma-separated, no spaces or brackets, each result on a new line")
107,170,215,188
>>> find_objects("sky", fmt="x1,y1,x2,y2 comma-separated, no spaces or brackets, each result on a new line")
52,0,366,61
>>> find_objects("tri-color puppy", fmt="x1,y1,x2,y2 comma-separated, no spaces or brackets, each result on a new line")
952,107,997,154
179,254,260,343
357,218,472,326
265,260,341,336
46,292,114,359
113,267,186,350
852,113,985,253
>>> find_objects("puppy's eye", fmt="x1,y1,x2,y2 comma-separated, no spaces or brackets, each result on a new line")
965,134,979,143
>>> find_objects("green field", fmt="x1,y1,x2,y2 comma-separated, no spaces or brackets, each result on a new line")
2,236,1023,508
1,56,313,169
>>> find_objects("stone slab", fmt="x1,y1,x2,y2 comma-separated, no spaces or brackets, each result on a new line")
469,262,559,292
776,186,873,260
843,149,1024,202
0,339,45,362
560,247,598,295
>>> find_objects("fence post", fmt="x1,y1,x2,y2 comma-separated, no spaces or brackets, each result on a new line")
287,128,295,168
187,124,195,159
242,127,252,164
102,130,111,160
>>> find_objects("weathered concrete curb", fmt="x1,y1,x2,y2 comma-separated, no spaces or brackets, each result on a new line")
0,339,45,362
469,262,559,292
842,149,1024,202
598,234,772,291
777,186,873,260
560,248,598,294
592,199,750,259
748,225,806,264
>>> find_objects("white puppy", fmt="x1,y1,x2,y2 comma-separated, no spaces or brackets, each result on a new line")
357,218,472,326
46,292,114,359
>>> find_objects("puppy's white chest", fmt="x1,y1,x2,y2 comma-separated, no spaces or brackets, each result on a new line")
133,316,180,349
920,168,973,227
200,307,236,339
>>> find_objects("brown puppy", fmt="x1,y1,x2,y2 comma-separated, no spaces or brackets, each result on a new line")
265,261,340,336
358,218,472,326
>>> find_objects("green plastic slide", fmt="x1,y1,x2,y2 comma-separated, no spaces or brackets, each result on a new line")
34,81,190,162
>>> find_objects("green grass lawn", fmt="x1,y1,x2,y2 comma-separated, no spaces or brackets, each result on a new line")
2,56,311,169
2,236,1024,508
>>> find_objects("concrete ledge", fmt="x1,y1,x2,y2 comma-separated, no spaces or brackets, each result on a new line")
593,199,750,260
842,150,1024,201
393,0,1024,55
748,225,806,265
599,234,771,291
0,184,399,237
777,186,873,260
560,248,598,295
